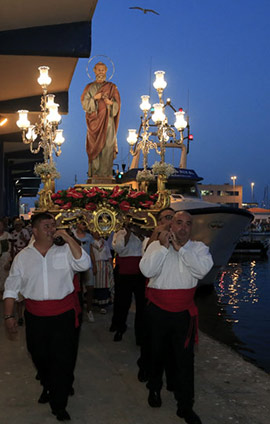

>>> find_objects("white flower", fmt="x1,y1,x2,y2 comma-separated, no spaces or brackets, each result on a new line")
34,161,60,179
136,170,155,182
151,161,176,177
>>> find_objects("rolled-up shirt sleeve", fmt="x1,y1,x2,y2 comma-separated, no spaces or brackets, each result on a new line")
70,247,91,272
3,259,22,300
139,241,168,278
179,240,213,280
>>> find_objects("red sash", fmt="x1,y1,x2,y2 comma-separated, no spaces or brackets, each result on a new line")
25,291,80,328
117,256,141,274
146,287,198,347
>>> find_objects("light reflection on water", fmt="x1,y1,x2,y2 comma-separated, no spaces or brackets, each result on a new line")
214,258,270,373
217,260,259,317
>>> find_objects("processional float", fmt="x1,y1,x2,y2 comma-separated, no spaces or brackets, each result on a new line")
16,65,191,235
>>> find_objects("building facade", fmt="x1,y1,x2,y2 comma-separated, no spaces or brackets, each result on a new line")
199,183,242,208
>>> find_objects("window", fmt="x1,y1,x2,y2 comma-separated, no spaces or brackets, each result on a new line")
201,190,214,196
217,190,239,197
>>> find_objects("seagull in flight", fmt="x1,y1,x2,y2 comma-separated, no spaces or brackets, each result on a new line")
129,6,160,15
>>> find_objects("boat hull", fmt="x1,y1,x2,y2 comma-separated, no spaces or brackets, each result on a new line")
171,204,253,285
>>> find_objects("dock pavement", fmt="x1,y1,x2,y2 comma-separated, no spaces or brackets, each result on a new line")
0,301,269,424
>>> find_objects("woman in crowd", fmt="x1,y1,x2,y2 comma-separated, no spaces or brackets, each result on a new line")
90,231,114,314
0,218,11,299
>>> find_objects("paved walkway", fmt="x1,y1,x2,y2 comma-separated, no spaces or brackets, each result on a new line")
0,301,269,424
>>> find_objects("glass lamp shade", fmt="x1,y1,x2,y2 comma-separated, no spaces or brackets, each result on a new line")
174,110,187,131
153,71,167,90
46,94,55,108
54,129,65,145
127,129,138,146
47,104,61,123
16,110,30,129
152,103,166,123
140,95,151,111
25,125,37,141
37,66,52,86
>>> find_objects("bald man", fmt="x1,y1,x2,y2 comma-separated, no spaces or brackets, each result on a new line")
139,211,213,424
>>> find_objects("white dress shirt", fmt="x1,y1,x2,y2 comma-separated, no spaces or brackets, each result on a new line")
112,229,143,257
3,243,91,301
139,239,213,290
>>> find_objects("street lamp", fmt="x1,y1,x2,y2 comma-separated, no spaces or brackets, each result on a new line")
231,176,237,189
231,176,237,207
251,182,255,203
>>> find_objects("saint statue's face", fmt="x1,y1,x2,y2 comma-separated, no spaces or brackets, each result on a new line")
94,64,107,83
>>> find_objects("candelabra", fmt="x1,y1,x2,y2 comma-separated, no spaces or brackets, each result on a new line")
127,70,193,171
16,66,65,210
16,66,65,164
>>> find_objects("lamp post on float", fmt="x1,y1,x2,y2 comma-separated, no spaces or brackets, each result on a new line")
16,66,65,209
127,70,192,170
16,66,65,164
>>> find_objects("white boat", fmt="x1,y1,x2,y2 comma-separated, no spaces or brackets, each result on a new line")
118,167,253,285
232,207,270,256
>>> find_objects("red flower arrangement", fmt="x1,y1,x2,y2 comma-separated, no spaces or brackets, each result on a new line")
51,186,158,212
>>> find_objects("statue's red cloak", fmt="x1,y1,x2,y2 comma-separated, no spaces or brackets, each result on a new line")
81,82,121,162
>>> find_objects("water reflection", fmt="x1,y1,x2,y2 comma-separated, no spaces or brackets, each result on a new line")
196,258,270,373
216,260,259,323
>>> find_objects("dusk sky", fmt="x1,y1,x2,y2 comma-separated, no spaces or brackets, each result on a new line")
49,0,270,206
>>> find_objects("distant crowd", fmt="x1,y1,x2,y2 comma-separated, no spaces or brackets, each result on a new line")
0,216,32,309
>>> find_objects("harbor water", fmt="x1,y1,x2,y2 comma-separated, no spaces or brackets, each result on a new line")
196,256,270,374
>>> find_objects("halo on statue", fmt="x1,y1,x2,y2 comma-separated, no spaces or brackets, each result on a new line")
86,55,115,81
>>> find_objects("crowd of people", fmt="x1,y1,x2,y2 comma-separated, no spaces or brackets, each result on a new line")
0,216,32,319
2,210,213,424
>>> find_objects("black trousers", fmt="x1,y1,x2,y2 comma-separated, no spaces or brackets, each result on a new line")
24,309,77,411
138,305,175,391
111,272,146,344
145,302,195,410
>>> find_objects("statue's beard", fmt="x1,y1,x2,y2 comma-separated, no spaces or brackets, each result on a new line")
96,74,106,82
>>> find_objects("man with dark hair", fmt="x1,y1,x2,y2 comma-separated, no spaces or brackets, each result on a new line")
140,211,213,424
3,212,91,421
143,207,175,251
156,207,175,223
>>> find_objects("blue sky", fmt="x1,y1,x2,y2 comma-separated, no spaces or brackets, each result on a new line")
47,0,270,206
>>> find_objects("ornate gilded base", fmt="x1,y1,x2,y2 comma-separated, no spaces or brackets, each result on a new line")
35,175,171,236
87,176,115,185
38,175,55,210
